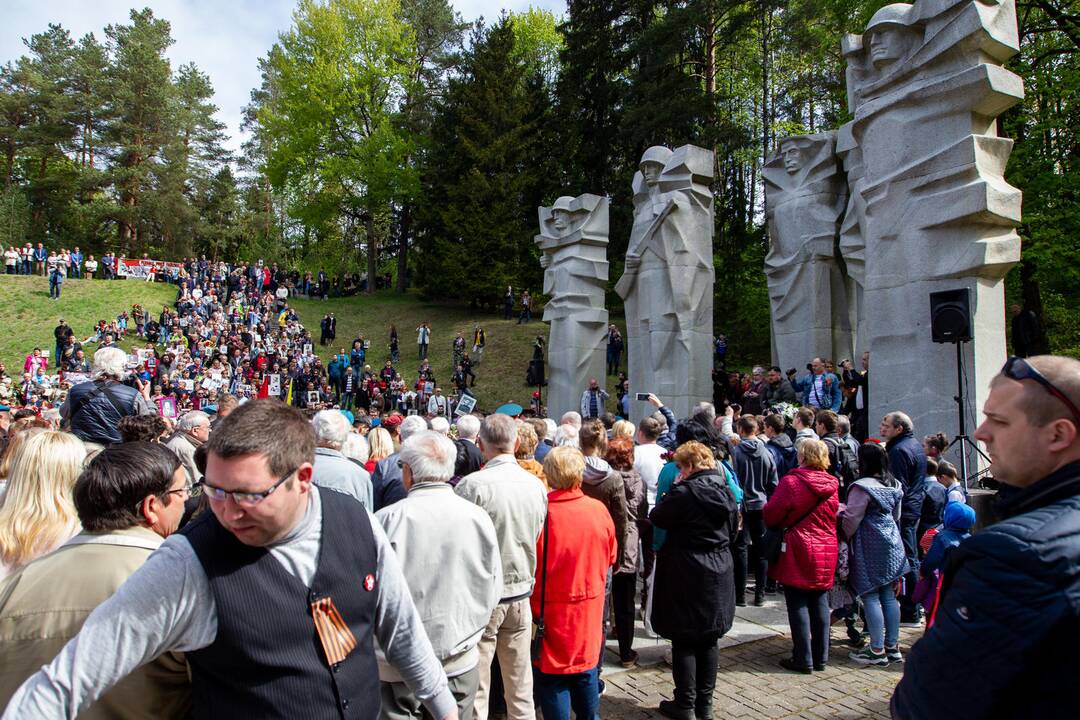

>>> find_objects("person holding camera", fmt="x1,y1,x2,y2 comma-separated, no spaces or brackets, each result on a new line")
788,358,842,412
60,347,157,446
580,379,608,420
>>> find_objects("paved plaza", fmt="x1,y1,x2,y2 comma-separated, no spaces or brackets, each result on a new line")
598,599,919,719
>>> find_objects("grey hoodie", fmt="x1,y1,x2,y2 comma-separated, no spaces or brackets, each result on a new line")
581,456,629,569
733,436,780,511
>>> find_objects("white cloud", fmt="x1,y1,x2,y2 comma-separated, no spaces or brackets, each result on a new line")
3,0,566,156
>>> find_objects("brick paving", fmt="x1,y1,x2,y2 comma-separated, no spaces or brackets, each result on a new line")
599,626,921,719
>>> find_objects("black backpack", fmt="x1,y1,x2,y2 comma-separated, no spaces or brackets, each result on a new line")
825,436,859,490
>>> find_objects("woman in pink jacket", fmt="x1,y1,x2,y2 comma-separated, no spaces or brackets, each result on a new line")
763,438,839,674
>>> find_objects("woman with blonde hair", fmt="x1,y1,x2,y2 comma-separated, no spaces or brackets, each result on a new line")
514,420,546,487
532,447,617,718
650,440,739,720
366,426,394,473
611,419,635,440
0,430,87,578
763,438,839,674
0,417,51,487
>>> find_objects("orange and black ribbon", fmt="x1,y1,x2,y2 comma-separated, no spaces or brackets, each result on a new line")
310,596,357,666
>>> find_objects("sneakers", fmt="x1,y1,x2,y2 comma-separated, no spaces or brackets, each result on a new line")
848,647,889,666
620,650,640,669
885,646,904,663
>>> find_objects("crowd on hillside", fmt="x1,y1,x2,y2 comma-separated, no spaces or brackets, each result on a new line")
0,255,496,422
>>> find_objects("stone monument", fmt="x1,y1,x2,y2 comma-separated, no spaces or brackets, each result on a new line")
535,194,609,420
841,0,1023,441
616,144,715,422
763,132,852,370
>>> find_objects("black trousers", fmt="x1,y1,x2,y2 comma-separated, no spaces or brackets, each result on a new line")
611,572,637,661
783,586,830,668
732,510,766,601
670,635,719,711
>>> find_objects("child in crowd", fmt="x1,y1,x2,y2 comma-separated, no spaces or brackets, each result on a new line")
937,461,967,504
915,502,976,622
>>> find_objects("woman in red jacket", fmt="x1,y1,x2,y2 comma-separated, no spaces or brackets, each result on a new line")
533,446,618,719
763,438,839,674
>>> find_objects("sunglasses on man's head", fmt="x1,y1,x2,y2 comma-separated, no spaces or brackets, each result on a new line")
1002,356,1080,427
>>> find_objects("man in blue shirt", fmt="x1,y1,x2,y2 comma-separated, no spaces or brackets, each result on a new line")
69,247,83,278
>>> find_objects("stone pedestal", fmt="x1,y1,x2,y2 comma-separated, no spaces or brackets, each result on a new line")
764,132,852,369
536,194,609,420
841,0,1022,440
616,144,714,422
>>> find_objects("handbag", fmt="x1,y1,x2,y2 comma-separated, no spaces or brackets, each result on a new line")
761,491,828,564
530,513,549,662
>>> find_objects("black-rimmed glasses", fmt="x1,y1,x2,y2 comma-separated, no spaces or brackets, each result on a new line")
1002,356,1080,427
196,467,298,507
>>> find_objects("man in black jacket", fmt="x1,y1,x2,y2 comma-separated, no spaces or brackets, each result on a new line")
892,355,1080,719
60,347,157,446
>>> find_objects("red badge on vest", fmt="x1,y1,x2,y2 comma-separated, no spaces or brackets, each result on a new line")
363,573,376,592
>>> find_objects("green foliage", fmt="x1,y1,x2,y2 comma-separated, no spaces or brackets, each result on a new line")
416,18,554,304
0,0,1076,357
509,7,564,83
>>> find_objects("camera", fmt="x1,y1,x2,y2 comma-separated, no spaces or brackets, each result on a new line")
635,392,650,401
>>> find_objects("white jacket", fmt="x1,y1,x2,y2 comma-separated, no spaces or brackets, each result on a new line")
455,455,547,599
376,482,501,680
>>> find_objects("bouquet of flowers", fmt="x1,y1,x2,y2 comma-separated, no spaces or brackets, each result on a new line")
766,401,800,426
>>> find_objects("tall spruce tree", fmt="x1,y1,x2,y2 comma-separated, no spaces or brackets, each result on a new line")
417,17,545,304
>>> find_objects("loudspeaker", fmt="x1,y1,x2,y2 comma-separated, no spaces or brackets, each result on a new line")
929,288,973,343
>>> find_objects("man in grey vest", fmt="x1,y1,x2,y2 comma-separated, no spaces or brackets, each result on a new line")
4,400,457,720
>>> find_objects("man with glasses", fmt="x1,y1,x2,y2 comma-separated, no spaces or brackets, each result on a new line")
1,442,192,717
3,400,457,720
892,355,1080,719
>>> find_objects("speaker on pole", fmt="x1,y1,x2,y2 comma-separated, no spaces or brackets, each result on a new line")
929,288,973,344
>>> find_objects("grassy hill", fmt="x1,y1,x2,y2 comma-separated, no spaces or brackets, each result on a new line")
291,293,565,410
0,276,178,373
0,275,628,411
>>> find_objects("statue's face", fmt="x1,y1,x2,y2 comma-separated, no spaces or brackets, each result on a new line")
641,161,663,186
781,144,804,174
868,25,915,69
552,209,571,232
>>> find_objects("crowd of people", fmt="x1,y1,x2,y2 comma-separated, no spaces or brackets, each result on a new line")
0,257,496,424
0,338,1075,719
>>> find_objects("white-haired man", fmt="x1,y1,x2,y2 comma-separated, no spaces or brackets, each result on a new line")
373,414,428,511
454,414,483,477
430,416,450,436
455,414,547,720
312,410,374,510
167,410,210,483
376,431,502,719
559,411,582,430
61,346,156,445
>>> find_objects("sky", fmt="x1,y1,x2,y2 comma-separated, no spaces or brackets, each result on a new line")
2,0,566,155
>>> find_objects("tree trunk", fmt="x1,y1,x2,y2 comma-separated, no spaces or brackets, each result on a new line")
397,203,412,293
1019,256,1052,354
365,213,377,295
